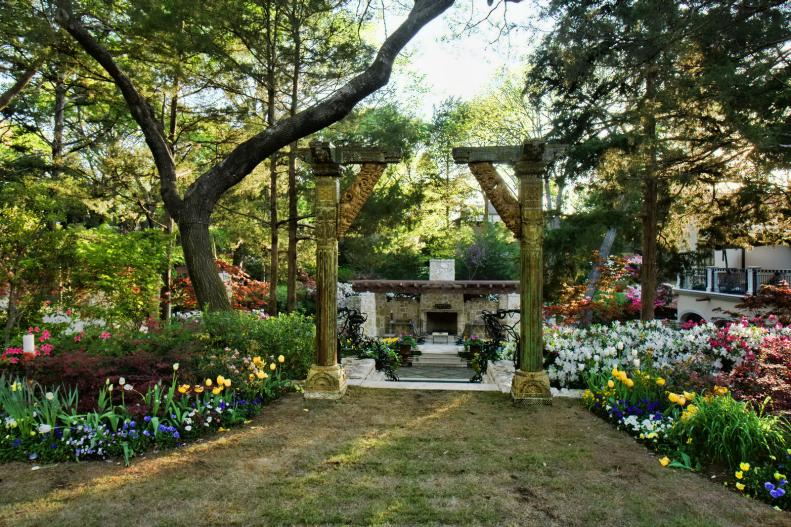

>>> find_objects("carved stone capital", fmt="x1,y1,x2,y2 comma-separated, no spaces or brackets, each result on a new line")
468,162,521,238
511,369,552,404
304,364,347,400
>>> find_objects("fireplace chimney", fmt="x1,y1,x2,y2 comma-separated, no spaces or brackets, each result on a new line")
429,259,455,281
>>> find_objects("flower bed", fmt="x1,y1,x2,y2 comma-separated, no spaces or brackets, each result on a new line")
545,318,791,415
0,311,315,464
563,316,791,510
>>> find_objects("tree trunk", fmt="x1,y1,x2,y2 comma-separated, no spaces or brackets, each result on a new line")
583,227,618,326
179,216,230,311
265,4,280,316
268,159,279,315
161,78,179,321
286,25,301,312
52,68,66,179
641,68,658,321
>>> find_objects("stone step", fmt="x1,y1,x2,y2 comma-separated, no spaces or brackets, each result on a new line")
412,355,468,367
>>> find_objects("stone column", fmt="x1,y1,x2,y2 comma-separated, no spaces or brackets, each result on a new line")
511,142,552,403
305,144,347,400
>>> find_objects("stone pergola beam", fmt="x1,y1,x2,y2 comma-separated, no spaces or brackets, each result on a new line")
338,163,387,239
302,141,401,400
466,162,521,238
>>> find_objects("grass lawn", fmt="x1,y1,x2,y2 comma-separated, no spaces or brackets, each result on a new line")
0,387,788,527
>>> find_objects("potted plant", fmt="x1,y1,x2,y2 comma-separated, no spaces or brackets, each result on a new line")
465,335,483,355
397,335,417,366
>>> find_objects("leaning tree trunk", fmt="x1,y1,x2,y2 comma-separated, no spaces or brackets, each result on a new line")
179,214,230,311
54,0,457,313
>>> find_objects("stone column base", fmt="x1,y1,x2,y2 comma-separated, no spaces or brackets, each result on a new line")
304,364,347,400
511,369,552,405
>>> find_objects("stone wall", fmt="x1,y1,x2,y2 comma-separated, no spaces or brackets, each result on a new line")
345,292,377,337
375,294,420,335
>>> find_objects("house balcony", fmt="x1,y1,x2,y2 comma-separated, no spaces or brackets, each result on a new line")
674,266,791,322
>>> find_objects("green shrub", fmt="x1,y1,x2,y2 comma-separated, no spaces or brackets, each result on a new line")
670,393,789,470
202,311,315,380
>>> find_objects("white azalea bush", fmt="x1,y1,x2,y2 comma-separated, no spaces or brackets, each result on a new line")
544,319,791,389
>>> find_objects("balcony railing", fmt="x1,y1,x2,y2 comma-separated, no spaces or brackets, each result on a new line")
676,266,791,296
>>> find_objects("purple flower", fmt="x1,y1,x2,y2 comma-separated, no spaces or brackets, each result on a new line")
770,488,785,499
765,482,776,491
12,439,21,448
144,415,151,422
172,432,180,439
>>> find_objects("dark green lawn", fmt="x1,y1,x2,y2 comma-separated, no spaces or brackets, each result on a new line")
0,388,788,526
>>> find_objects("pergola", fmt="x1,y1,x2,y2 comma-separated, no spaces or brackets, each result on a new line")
302,140,560,404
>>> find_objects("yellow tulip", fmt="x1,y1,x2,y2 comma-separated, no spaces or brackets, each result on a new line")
224,378,232,387
216,375,225,386
655,378,666,386
194,386,204,393
607,380,615,389
278,355,285,364
270,363,276,371
256,371,266,380
611,367,619,377
668,393,679,404
659,457,670,467
683,391,696,401
212,387,222,395
740,462,750,472
625,379,635,389
736,482,745,491
735,471,743,480
205,378,212,387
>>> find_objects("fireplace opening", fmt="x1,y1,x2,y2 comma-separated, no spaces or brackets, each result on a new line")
425,312,458,335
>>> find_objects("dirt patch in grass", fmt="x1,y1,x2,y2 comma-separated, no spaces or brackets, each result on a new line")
0,388,788,526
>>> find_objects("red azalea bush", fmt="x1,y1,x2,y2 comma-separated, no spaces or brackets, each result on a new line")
6,349,200,412
171,259,270,311
726,334,791,415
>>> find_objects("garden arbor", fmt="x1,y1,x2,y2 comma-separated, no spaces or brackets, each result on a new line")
302,142,400,399
453,141,562,403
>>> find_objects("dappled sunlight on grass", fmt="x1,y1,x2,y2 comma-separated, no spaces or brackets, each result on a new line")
0,417,296,518
1,390,787,527
322,393,469,467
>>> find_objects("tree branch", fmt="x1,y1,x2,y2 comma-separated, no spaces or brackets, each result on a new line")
0,57,43,111
188,0,455,207
54,0,183,217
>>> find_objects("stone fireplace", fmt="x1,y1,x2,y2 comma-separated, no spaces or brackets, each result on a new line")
425,311,459,335
349,258,521,338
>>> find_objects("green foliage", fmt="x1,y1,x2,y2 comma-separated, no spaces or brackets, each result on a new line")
455,222,518,280
670,394,789,471
201,311,315,380
71,226,169,324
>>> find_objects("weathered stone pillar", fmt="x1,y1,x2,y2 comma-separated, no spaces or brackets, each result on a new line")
305,142,346,400
452,141,557,403
510,143,552,403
